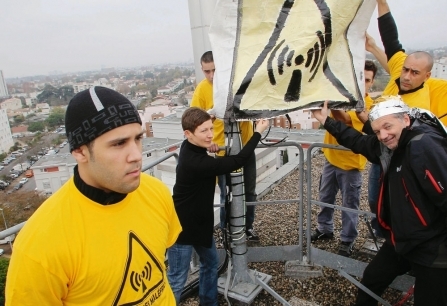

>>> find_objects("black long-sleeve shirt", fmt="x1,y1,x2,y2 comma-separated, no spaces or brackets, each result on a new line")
173,132,261,247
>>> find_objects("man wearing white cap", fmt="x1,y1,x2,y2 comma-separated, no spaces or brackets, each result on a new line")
312,96,447,305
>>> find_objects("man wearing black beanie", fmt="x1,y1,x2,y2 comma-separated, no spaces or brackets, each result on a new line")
6,86,182,305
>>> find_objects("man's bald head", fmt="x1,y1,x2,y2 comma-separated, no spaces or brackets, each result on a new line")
399,51,433,92
408,51,433,71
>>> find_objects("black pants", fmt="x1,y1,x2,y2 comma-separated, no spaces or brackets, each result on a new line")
355,242,447,306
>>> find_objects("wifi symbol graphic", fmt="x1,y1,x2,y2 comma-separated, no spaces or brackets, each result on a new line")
130,262,152,293
267,29,329,103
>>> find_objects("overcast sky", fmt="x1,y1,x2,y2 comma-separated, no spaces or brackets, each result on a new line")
1,0,446,78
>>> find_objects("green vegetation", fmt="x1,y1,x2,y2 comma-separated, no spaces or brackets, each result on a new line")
0,258,9,305
28,121,45,133
137,98,150,110
0,175,9,183
52,135,65,146
8,143,21,153
34,131,42,139
12,107,65,135
150,88,158,98
13,115,25,125
36,84,74,106
0,153,6,163
144,71,154,78
46,107,65,128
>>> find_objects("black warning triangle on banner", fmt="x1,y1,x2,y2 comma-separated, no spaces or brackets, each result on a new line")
113,232,166,306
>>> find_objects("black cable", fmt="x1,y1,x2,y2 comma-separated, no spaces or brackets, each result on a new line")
257,115,290,146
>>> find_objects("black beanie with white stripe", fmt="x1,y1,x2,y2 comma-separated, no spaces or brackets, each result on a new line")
65,86,142,152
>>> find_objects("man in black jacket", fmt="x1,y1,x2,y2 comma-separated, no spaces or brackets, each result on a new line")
312,97,447,305
167,107,269,305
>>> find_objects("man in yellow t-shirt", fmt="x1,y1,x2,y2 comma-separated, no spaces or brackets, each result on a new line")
191,51,259,241
369,0,447,124
311,61,378,257
6,87,182,305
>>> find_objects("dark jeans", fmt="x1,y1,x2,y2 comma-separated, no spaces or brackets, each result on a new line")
167,239,218,306
219,152,257,230
355,242,447,306
368,163,383,236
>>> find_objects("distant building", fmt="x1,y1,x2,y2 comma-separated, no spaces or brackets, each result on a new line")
0,98,22,111
272,110,320,130
157,86,171,95
0,109,13,154
73,83,92,93
433,57,447,80
142,105,177,137
0,70,8,98
31,154,76,194
24,97,37,106
97,78,110,87
155,80,183,96
35,103,50,114
147,105,175,116
12,91,39,100
151,97,171,106
7,108,35,121
150,108,186,140
10,125,28,137
73,80,113,93
135,91,149,98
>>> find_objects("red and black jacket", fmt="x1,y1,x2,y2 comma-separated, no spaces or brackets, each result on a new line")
324,117,447,267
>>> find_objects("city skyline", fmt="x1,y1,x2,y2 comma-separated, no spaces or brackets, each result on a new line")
1,0,447,79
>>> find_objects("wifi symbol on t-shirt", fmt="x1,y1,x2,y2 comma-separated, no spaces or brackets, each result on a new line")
130,262,152,293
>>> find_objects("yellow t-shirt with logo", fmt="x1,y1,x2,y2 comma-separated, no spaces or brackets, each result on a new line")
322,95,373,171
6,174,181,306
191,79,253,156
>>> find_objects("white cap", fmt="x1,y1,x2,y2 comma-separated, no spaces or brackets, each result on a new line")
369,96,410,121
